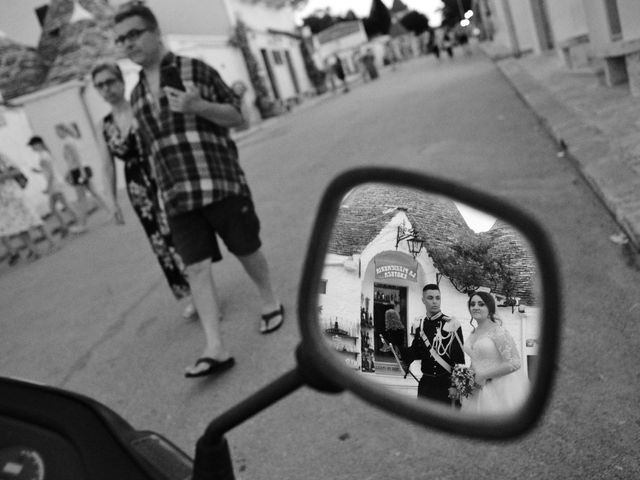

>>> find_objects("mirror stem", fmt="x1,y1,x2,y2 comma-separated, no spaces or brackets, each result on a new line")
199,366,304,443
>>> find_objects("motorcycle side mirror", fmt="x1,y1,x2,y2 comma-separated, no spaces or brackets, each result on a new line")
295,167,561,439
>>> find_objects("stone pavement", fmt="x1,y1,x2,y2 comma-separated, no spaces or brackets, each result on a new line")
480,43,640,251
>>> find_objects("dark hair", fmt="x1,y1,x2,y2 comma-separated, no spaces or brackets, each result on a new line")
467,291,499,327
27,136,45,147
422,283,439,293
114,2,159,30
91,62,124,83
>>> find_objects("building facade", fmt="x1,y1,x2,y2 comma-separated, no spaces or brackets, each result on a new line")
482,0,640,94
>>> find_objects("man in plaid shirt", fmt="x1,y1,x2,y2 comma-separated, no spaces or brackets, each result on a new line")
114,4,283,378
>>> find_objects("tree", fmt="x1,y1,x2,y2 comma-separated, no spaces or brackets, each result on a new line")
301,12,337,34
440,0,473,28
429,237,519,297
390,0,409,14
364,0,391,38
400,10,431,36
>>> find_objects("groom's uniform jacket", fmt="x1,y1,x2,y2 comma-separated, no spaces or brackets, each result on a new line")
401,312,465,383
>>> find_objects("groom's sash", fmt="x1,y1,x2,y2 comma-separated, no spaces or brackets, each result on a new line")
419,319,464,375
419,328,453,374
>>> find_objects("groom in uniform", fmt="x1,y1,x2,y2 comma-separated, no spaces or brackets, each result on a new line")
400,284,465,405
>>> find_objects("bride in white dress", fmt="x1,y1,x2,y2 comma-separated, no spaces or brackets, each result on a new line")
461,291,529,415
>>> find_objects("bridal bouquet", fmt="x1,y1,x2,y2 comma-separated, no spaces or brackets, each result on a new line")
448,364,479,400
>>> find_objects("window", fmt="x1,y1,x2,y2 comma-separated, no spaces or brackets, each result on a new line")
604,0,622,41
272,50,284,65
319,280,327,294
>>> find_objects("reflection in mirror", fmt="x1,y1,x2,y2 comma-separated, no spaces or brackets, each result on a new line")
317,183,539,417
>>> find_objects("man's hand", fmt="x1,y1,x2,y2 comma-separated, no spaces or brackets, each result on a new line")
164,85,202,114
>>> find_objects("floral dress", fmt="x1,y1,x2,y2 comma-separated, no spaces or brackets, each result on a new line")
0,154,43,237
101,113,190,300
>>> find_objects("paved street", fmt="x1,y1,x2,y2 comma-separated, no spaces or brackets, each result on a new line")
1,48,639,479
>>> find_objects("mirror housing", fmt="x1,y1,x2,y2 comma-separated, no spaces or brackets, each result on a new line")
297,167,561,439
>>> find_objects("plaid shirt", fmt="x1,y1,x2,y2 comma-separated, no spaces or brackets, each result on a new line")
130,52,250,216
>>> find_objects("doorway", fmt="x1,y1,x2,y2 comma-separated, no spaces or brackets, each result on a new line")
260,48,280,100
529,0,554,51
373,283,407,373
284,50,300,95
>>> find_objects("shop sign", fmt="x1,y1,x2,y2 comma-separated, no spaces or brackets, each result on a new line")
375,259,417,282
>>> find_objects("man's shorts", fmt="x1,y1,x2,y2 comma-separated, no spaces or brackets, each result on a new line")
66,166,93,186
167,195,262,265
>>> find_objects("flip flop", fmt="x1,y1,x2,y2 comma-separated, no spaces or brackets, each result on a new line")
184,357,235,378
260,304,284,334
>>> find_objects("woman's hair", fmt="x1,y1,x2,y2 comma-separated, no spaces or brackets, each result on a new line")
91,62,124,83
468,291,500,329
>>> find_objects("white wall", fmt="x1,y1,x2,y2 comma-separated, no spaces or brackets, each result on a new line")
249,31,313,100
487,0,537,54
229,0,298,32
16,82,113,205
618,0,640,40
315,23,368,63
0,106,48,214
582,0,611,47
545,0,588,44
509,0,537,53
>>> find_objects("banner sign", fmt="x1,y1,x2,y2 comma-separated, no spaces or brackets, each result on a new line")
375,259,418,282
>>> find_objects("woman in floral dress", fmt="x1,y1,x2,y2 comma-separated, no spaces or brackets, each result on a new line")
92,62,195,316
0,152,58,264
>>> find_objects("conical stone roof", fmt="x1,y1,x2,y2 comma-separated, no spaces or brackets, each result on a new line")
39,0,119,85
0,0,120,100
0,37,48,100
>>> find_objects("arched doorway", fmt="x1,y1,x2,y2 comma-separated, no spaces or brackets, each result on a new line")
360,251,425,375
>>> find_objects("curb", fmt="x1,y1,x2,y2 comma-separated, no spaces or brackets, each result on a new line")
480,45,640,251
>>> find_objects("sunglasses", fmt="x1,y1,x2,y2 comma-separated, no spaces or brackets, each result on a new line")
94,78,119,90
114,27,150,46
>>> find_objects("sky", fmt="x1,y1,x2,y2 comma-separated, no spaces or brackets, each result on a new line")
294,0,444,26
455,203,497,233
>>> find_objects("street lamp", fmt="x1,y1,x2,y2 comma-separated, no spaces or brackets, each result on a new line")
395,224,425,257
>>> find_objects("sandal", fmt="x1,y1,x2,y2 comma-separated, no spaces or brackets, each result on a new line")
185,357,235,378
260,304,284,334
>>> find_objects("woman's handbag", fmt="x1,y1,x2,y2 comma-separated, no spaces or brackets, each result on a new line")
9,166,28,189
